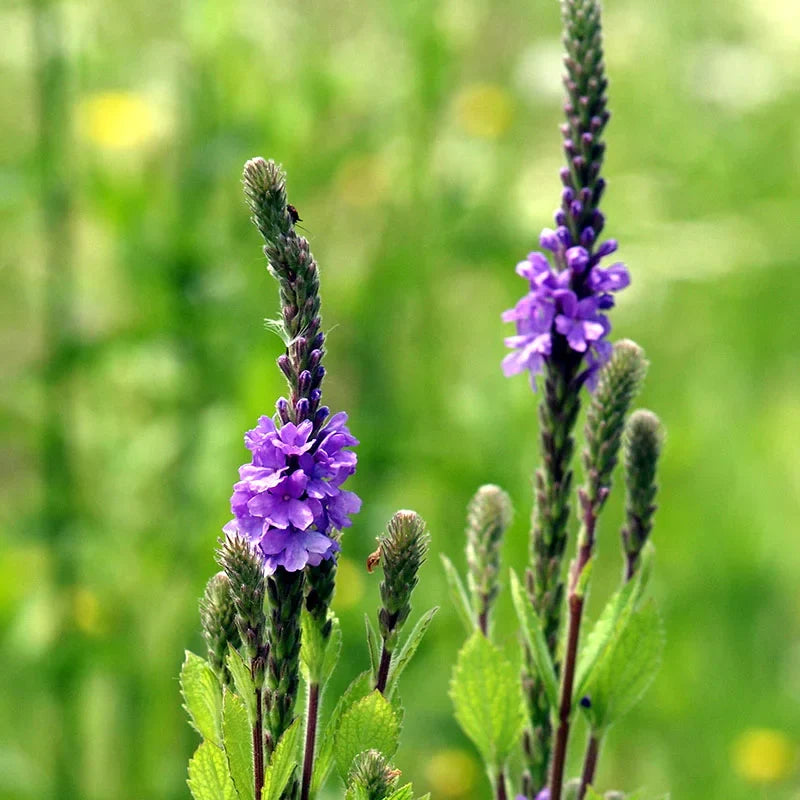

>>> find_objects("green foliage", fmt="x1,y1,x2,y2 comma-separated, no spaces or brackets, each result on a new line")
263,718,302,800
300,609,342,686
385,606,438,699
582,603,665,732
509,570,559,709
440,554,474,634
226,646,257,726
222,691,254,800
312,671,372,793
574,578,638,702
187,741,237,800
334,691,401,780
449,632,526,769
384,786,414,800
575,547,654,701
181,651,223,748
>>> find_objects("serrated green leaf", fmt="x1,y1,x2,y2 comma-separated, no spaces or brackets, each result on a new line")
386,606,439,699
263,717,302,800
441,555,474,634
583,602,664,731
574,577,638,701
509,570,559,710
449,632,526,769
311,671,372,794
187,740,237,800
385,785,414,800
226,646,256,726
182,651,223,747
334,691,401,780
365,614,381,680
223,690,254,800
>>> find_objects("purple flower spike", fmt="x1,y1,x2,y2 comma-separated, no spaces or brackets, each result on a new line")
224,409,361,571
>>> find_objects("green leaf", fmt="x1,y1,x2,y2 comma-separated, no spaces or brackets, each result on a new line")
263,717,302,800
584,789,604,800
334,691,401,780
385,785,414,800
182,651,223,747
301,610,342,686
386,606,439,699
365,614,381,680
187,740,237,800
574,577,638,701
226,646,256,726
449,632,526,769
223,690,254,800
509,570,559,710
321,616,342,685
583,602,664,731
441,555,474,634
311,671,372,794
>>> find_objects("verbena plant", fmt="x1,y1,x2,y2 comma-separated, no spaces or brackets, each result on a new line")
180,2,666,799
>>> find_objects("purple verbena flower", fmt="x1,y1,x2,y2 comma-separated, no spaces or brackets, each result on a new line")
501,233,630,390
554,291,609,353
224,412,361,574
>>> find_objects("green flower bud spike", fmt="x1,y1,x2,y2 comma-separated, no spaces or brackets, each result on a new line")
621,409,664,581
466,484,513,636
375,510,431,693
346,750,401,800
199,571,241,687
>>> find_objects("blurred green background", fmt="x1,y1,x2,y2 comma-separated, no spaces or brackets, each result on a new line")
2,0,799,798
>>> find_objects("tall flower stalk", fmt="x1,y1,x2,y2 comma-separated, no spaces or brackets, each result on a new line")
502,0,628,794
183,161,435,800
225,160,361,795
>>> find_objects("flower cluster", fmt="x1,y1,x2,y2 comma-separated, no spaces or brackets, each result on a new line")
501,224,630,389
223,412,361,573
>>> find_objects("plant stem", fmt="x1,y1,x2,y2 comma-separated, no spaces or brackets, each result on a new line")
550,494,598,800
300,683,320,800
254,687,265,800
495,767,508,800
549,591,583,799
375,643,392,694
578,733,601,799
477,596,489,637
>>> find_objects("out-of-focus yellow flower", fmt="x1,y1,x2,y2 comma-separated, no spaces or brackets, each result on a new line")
73,586,105,635
332,557,365,611
334,155,390,208
732,728,796,783
77,91,165,151
424,748,478,798
454,83,514,139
